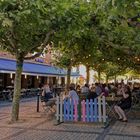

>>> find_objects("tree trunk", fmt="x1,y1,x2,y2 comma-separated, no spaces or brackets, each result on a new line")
11,57,23,122
114,75,117,84
98,69,101,83
66,66,71,92
106,75,109,84
86,65,90,84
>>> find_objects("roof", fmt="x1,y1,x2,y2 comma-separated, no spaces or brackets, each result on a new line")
0,58,79,77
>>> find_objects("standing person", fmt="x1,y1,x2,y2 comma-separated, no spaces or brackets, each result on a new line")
114,85,132,122
68,84,79,101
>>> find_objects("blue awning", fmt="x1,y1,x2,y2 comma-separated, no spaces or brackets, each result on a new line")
0,58,79,77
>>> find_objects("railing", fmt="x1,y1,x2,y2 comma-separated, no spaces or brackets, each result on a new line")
56,96,107,124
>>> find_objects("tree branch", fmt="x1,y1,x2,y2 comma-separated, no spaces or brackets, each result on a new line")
24,52,43,60
24,30,54,60
7,37,16,49
42,30,54,46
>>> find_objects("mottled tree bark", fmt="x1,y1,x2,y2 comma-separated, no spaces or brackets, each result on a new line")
114,75,117,84
106,75,109,84
98,69,101,83
66,66,71,92
11,57,23,122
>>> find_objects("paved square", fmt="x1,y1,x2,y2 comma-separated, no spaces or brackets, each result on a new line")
0,98,140,140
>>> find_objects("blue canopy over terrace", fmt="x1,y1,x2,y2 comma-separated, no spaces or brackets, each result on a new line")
0,58,79,77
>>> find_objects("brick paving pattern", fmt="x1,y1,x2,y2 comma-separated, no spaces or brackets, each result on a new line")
0,98,140,140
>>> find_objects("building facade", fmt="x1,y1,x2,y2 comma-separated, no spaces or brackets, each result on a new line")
0,50,79,91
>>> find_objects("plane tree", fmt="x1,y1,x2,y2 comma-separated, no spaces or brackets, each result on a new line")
0,0,89,122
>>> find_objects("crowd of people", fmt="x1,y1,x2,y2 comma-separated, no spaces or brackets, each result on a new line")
41,81,140,122
67,82,139,122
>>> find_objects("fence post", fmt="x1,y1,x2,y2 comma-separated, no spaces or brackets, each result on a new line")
74,100,78,121
71,99,74,121
86,99,90,122
90,99,94,122
56,95,60,121
78,100,81,121
60,97,63,122
82,100,86,122
103,96,109,128
36,92,40,112
54,96,62,125
102,96,106,123
98,97,102,122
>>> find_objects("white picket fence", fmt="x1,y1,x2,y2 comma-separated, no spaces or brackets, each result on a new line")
56,96,107,123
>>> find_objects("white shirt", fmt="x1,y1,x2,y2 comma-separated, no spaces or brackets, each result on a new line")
44,86,50,93
69,90,79,101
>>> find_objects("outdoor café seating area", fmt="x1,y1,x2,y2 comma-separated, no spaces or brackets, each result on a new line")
0,85,66,101
0,88,42,101
76,83,140,120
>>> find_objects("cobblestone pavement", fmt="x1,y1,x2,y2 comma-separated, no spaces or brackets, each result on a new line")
0,98,140,140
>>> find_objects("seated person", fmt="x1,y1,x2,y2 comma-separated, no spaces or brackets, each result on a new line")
90,84,95,91
41,83,55,107
87,86,98,100
114,85,132,122
44,83,51,94
100,84,109,97
95,83,102,96
81,84,90,98
116,84,123,96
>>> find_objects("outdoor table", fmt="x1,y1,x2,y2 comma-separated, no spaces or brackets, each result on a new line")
106,96,122,119
106,96,122,102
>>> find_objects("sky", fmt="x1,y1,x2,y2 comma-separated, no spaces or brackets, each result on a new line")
79,65,95,83
79,65,86,78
